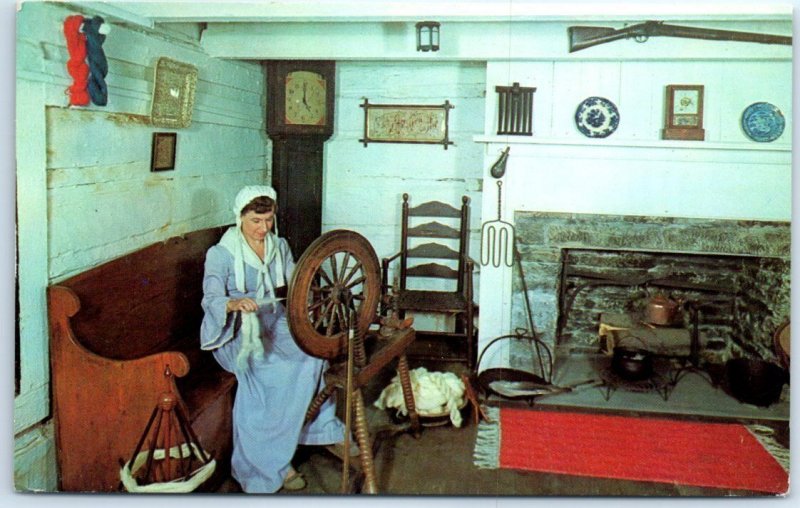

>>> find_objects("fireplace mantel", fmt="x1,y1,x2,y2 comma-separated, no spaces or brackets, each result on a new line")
474,135,791,153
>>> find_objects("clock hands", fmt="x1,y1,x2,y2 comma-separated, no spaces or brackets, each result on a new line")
302,82,311,110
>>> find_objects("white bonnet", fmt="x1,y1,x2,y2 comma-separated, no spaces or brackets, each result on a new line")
234,185,277,226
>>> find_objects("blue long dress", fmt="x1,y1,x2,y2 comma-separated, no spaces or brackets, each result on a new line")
200,234,346,493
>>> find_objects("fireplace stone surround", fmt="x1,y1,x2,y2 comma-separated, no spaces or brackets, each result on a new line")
508,212,790,370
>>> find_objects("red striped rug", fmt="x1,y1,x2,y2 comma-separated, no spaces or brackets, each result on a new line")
474,407,789,494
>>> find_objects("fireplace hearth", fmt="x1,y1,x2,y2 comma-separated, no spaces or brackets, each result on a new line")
510,212,790,374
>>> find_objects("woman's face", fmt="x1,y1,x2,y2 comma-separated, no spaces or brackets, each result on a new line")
240,210,275,244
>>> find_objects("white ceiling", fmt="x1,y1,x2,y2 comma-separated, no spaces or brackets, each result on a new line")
79,1,793,29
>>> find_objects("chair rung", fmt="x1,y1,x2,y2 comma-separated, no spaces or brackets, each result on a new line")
396,290,468,312
407,221,460,239
413,331,471,340
406,263,458,279
407,242,459,259
408,201,461,218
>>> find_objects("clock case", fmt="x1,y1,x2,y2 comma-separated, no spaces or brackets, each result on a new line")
265,60,336,138
265,60,336,259
662,84,705,141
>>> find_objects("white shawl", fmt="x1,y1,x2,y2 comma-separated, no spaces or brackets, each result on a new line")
218,184,287,370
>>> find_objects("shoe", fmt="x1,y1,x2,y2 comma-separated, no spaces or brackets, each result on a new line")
281,470,307,491
325,441,362,470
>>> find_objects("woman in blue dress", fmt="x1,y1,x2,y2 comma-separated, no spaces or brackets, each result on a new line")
200,185,346,492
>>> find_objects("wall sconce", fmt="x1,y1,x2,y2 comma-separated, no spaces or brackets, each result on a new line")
416,21,440,52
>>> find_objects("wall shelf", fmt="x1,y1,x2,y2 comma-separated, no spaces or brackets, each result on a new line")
473,135,790,153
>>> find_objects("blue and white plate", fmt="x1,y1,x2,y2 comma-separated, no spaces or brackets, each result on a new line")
741,102,785,142
575,97,620,138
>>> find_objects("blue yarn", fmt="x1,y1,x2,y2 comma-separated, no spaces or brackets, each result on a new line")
83,16,108,106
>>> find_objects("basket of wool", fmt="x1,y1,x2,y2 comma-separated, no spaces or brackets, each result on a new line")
374,367,466,427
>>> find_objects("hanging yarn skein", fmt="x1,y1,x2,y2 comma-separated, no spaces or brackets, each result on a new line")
63,15,90,106
83,16,109,106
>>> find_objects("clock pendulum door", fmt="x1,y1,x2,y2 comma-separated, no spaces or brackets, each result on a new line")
270,137,325,259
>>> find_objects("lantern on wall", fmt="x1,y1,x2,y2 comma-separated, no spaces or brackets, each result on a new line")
416,21,440,52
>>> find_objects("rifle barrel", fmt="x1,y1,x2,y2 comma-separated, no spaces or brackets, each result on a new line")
653,23,791,46
568,21,791,53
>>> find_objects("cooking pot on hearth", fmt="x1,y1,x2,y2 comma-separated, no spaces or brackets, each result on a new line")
612,347,654,381
725,358,788,407
645,294,683,326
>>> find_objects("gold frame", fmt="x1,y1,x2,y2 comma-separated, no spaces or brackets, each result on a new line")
150,58,198,129
359,99,454,149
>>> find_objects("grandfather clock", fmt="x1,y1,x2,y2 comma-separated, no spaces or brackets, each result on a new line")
265,60,335,259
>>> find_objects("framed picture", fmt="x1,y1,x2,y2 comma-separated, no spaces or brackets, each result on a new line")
150,57,198,129
150,132,177,171
662,84,705,140
359,99,454,149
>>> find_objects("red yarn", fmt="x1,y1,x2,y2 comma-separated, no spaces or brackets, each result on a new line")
63,15,90,106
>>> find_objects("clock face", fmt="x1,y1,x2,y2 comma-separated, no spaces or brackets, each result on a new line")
673,90,699,115
285,71,327,126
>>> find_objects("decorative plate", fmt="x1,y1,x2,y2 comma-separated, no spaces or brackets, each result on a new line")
741,102,785,142
575,97,620,138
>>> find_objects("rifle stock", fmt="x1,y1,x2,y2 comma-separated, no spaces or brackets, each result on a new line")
568,26,631,52
568,20,792,53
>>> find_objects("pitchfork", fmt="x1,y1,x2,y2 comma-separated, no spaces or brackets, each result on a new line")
480,180,514,267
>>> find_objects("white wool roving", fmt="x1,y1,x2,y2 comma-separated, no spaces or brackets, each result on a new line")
374,367,466,427
236,311,264,371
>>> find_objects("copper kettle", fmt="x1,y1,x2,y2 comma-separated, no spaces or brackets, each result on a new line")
645,294,683,326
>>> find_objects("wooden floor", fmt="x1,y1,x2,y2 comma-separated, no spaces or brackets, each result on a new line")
214,360,790,497
215,411,788,497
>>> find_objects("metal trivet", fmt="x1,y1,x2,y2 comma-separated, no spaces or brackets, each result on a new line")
599,368,673,401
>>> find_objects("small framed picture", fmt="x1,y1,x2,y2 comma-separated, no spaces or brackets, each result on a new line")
663,85,705,141
150,132,177,171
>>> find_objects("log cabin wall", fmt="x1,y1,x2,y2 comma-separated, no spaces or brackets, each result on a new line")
15,1,267,490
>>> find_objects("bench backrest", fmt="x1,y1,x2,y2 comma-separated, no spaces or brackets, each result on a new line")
57,226,228,360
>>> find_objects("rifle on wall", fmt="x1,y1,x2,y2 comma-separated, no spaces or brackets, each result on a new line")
568,20,792,53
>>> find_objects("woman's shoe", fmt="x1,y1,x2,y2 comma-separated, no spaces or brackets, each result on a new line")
281,470,307,491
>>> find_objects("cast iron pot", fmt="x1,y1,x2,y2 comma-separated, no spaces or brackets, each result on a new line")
612,347,654,381
725,358,788,407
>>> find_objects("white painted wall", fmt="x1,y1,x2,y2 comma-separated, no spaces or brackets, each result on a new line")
477,54,791,359
323,61,485,265
15,1,268,491
322,61,486,330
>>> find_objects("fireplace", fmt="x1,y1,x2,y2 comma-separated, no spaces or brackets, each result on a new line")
508,212,790,370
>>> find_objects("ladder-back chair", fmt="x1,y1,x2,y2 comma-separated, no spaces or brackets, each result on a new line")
382,194,477,368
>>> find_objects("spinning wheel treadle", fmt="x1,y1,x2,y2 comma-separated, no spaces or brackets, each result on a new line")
288,230,382,359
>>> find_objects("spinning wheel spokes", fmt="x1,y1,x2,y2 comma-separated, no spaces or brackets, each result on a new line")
287,230,381,359
312,252,366,335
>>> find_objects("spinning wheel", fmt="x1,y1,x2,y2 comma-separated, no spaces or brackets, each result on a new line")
287,229,382,359
287,230,420,494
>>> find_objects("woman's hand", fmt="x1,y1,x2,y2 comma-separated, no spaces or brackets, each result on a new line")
226,298,259,313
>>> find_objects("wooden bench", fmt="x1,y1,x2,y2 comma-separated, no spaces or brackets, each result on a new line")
48,226,236,492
